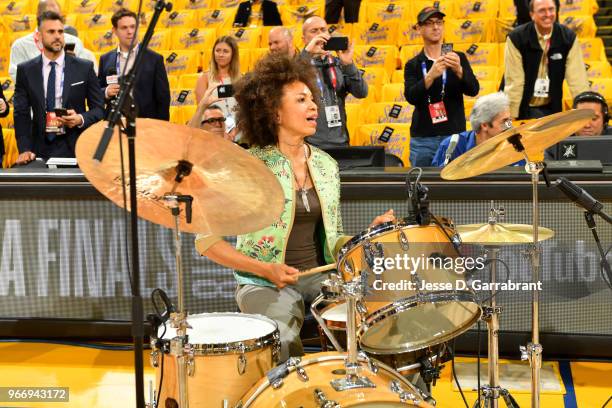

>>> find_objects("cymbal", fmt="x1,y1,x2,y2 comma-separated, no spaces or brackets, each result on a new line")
457,223,555,245
441,109,594,180
76,119,285,236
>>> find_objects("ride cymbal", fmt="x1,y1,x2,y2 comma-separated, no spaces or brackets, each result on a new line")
76,119,284,236
441,109,594,180
457,223,554,245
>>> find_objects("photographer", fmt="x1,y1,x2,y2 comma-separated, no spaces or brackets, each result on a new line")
299,16,367,148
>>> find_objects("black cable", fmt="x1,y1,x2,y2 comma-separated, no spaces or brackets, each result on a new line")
478,257,512,305
600,244,612,291
155,344,165,408
476,320,482,408
602,395,612,408
450,340,470,408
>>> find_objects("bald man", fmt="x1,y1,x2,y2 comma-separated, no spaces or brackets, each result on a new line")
268,27,296,58
300,16,367,148
9,0,90,81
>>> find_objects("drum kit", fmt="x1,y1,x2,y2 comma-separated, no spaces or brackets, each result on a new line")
76,109,593,407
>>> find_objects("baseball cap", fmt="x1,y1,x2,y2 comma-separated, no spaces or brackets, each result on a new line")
417,7,446,24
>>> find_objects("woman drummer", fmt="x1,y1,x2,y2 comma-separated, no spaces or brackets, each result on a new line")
195,53,393,362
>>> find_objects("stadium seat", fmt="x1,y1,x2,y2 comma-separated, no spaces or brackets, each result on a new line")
0,0,32,16
391,69,403,83
146,29,172,51
363,1,411,25
345,103,362,140
85,29,116,53
580,37,607,62
454,42,499,67
249,47,269,70
353,45,398,78
399,44,423,67
559,14,597,38
173,0,216,11
98,0,136,13
238,48,250,73
172,27,216,50
589,78,612,104
170,88,197,106
281,2,325,26
352,21,399,46
454,0,499,19
584,61,612,79
162,50,200,76
217,0,241,9
354,123,411,167
77,13,113,31
169,106,182,124
493,18,515,43
471,65,500,83
65,0,102,14
167,74,179,89
179,105,197,126
381,83,406,103
2,128,18,168
0,76,14,92
411,0,455,19
160,10,198,29
559,0,598,16
195,8,235,35
397,24,423,46
2,14,36,33
364,102,413,124
178,73,200,90
361,66,389,101
444,18,492,44
220,26,262,49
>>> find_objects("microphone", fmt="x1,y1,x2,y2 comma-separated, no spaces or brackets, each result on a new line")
443,133,460,166
555,177,612,224
106,67,119,85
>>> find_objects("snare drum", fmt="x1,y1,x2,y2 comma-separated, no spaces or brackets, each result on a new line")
152,313,279,408
237,352,434,407
337,218,481,355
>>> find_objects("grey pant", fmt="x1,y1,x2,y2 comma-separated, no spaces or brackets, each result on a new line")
236,274,325,362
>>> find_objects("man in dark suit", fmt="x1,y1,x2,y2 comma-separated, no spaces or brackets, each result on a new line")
0,87,10,166
13,11,104,164
98,8,170,121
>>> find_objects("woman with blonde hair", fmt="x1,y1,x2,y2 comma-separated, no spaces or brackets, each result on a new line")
194,36,241,121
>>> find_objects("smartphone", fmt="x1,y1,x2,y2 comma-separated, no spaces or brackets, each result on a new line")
323,36,349,51
54,108,69,117
65,43,76,52
217,84,234,98
177,90,190,103
441,43,453,55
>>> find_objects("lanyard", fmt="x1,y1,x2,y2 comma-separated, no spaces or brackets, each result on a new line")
421,60,446,103
327,56,337,90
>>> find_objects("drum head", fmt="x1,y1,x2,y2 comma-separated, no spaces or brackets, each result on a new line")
360,299,481,354
160,313,277,344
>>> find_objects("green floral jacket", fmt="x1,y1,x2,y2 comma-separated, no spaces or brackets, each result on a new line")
234,144,344,287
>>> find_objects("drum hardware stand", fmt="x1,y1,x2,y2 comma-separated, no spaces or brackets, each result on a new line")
330,279,376,391
162,190,195,408
508,135,546,408
310,294,345,352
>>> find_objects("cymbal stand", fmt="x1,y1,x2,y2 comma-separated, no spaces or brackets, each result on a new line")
508,135,544,408
474,204,519,408
163,180,194,408
330,278,376,391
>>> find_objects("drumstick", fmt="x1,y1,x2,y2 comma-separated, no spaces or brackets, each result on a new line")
299,263,337,278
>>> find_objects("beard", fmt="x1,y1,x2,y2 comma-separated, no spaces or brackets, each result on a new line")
43,41,64,53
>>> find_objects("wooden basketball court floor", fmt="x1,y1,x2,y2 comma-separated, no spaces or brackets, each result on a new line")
0,340,610,407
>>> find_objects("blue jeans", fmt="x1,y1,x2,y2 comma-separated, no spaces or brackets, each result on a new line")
409,136,447,167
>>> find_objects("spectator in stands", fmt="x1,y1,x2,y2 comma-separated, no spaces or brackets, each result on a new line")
503,0,589,119
268,27,297,58
8,0,91,82
432,92,513,167
98,8,170,120
189,87,238,141
572,91,612,136
233,0,282,27
195,36,241,122
63,26,98,74
0,87,9,166
13,11,104,164
325,0,361,24
514,0,559,26
300,16,368,148
404,7,479,167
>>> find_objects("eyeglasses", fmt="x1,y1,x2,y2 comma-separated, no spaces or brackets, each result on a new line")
201,117,226,125
502,119,513,130
421,19,444,27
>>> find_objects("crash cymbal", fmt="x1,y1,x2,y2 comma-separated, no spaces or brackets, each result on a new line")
457,223,554,245
76,119,285,236
441,109,594,180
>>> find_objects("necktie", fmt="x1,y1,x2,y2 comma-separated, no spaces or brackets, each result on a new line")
46,61,56,141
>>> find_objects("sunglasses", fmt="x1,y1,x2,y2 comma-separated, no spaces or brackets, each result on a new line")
201,117,226,125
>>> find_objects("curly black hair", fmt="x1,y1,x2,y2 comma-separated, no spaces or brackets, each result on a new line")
233,53,320,147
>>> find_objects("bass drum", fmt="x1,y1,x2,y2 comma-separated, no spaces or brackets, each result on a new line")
237,352,434,408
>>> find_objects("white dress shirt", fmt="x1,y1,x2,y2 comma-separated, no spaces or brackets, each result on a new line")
42,51,65,110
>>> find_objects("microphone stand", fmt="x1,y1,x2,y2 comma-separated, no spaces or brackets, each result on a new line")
91,1,172,407
583,212,612,287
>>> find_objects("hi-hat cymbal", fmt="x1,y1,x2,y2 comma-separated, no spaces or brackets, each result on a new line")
441,109,594,180
457,223,555,245
76,119,285,236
